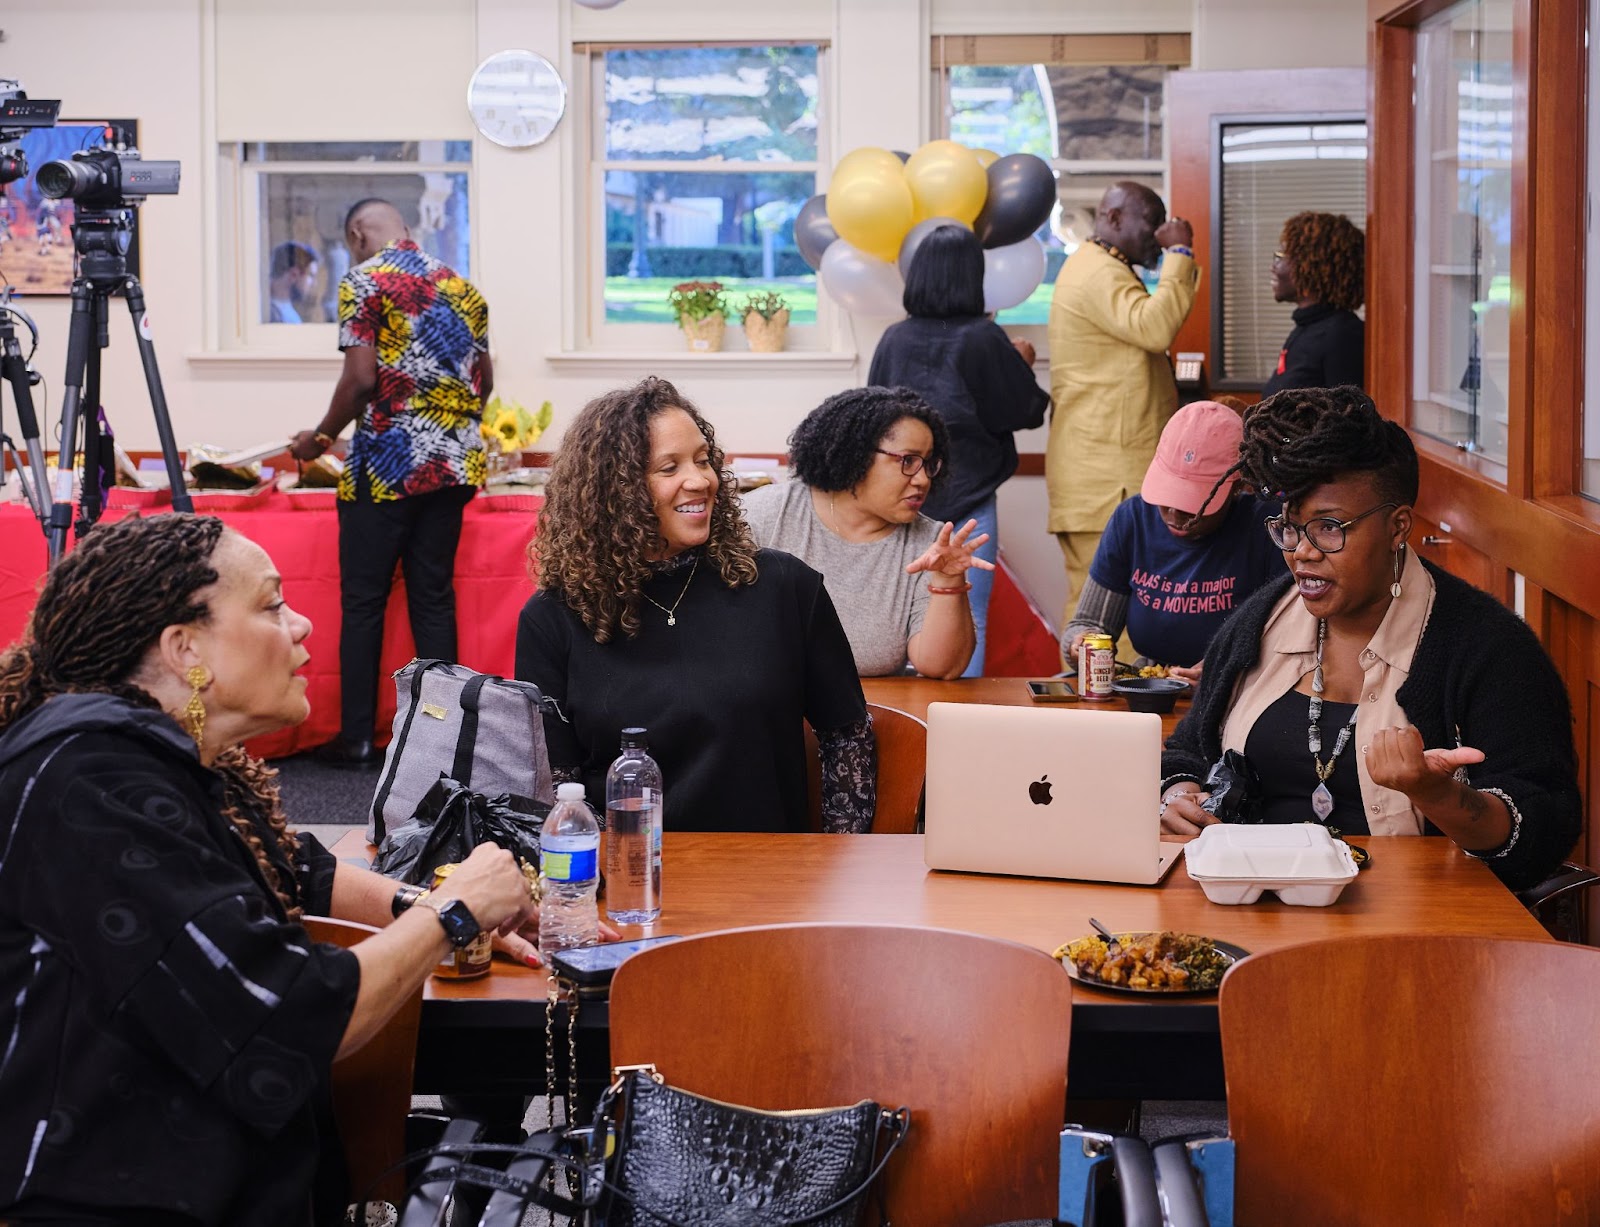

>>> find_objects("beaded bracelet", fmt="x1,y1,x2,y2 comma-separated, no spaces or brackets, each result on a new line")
1164,244,1194,259
927,581,973,595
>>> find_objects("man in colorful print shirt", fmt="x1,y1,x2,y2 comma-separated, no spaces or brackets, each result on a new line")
290,199,492,765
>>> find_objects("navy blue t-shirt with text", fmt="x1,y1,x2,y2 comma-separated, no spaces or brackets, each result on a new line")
1089,495,1282,667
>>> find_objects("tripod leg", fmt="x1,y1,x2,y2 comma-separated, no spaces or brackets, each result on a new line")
120,277,191,513
78,296,106,535
48,283,97,564
0,328,51,524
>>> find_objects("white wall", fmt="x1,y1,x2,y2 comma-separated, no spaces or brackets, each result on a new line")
1191,0,1368,70
0,0,1367,626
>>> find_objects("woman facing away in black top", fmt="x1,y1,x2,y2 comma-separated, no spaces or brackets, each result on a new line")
1159,387,1579,890
0,514,536,1226
869,224,1050,676
516,377,875,834
1261,211,1366,397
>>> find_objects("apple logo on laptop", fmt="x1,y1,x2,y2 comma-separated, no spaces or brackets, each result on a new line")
1028,774,1053,806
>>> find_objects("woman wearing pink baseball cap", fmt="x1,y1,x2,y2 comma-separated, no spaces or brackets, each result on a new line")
1061,400,1281,681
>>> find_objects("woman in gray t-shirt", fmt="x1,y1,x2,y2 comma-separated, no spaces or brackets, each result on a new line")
743,387,991,677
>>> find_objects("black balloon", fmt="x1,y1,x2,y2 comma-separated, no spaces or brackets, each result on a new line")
891,149,912,162
794,194,840,272
972,154,1056,249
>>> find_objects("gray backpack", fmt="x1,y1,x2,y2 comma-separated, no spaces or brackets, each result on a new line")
367,658,557,843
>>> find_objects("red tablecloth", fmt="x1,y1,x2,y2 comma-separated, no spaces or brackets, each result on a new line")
0,493,1060,758
0,491,540,758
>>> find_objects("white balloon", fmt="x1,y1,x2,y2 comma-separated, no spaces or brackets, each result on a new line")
982,236,1047,313
820,240,906,318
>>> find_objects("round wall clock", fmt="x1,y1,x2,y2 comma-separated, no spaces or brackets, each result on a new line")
467,50,567,148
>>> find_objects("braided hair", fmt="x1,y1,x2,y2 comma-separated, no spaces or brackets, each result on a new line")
1235,385,1419,507
0,514,303,916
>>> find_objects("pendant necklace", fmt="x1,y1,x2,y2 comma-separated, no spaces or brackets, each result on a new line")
642,554,699,627
1308,618,1360,821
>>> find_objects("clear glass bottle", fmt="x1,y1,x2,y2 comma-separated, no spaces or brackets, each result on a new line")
538,781,600,958
604,727,663,924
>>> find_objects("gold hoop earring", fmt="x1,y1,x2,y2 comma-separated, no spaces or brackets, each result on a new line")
183,665,210,749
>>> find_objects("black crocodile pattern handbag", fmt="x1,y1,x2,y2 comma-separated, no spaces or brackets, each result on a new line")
596,1066,910,1227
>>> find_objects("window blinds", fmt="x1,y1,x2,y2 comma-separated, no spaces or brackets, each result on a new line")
1218,125,1367,386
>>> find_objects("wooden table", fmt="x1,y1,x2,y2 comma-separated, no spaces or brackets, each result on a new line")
337,830,1547,1099
863,674,1188,738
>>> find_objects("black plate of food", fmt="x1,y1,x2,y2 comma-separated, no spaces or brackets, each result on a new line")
1052,931,1248,995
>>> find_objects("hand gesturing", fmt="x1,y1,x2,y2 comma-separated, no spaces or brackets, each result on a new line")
905,519,994,582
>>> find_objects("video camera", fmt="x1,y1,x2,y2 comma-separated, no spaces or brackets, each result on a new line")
0,80,62,186
37,135,180,209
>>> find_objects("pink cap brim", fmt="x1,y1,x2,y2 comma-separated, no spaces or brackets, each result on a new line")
1141,464,1237,517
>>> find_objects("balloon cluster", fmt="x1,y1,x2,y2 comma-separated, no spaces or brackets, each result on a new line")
795,141,1056,318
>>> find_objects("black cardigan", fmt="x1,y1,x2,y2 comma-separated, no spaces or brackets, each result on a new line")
1162,559,1580,890
1260,302,1365,397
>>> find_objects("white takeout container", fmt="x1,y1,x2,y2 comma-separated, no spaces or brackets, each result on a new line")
1183,823,1360,907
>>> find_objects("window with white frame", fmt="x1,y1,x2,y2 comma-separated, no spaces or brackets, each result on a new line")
224,141,472,343
934,35,1189,326
584,43,825,346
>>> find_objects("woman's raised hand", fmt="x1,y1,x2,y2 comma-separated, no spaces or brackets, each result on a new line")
1364,725,1485,807
905,519,995,581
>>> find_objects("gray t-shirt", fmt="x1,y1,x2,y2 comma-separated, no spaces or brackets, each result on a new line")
742,480,940,676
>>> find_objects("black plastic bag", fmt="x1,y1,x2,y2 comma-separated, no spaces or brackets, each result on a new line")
372,773,549,885
1200,750,1262,823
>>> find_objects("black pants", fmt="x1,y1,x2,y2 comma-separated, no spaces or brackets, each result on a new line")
336,482,476,741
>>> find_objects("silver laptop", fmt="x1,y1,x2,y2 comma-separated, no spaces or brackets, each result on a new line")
923,702,1180,885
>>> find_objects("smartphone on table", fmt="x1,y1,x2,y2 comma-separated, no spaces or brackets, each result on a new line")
1027,679,1079,703
548,934,684,987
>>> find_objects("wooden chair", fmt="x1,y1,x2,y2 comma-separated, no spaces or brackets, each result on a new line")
608,922,1073,1227
1212,934,1600,1226
804,702,928,833
304,915,423,1209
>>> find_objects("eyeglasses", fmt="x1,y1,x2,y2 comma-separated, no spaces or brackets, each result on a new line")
1265,502,1398,553
876,449,943,478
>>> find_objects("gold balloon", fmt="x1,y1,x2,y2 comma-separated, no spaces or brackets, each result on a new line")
904,140,988,225
827,150,914,263
973,147,1001,169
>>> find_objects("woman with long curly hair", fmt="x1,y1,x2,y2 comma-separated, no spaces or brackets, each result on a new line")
1158,387,1578,890
1261,210,1366,395
744,385,991,678
517,377,875,834
0,514,535,1226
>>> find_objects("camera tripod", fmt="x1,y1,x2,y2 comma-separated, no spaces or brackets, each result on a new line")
47,207,190,564
0,295,51,525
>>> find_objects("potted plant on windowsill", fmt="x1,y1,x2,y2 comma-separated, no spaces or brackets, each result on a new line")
669,280,728,353
741,291,790,353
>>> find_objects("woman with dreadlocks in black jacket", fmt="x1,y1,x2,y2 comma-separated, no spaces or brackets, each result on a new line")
1158,385,1578,890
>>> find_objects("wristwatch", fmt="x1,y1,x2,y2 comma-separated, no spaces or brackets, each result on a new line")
418,895,482,948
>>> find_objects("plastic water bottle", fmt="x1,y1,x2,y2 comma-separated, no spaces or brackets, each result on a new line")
605,728,664,924
538,782,600,958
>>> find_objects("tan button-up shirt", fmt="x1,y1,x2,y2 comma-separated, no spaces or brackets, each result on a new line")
1219,547,1436,835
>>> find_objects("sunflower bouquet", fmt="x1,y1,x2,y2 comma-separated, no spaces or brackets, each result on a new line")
480,397,553,455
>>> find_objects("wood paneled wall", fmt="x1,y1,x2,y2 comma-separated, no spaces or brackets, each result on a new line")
1371,0,1600,885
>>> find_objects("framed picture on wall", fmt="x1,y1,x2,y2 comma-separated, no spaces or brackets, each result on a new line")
0,118,140,295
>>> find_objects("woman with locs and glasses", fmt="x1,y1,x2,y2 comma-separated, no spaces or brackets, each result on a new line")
1060,399,1282,682
1159,386,1579,889
743,386,988,677
868,225,1051,676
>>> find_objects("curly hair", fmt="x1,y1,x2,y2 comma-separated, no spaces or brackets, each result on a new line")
1235,385,1418,507
0,515,302,917
533,377,759,643
1280,211,1365,312
788,386,951,494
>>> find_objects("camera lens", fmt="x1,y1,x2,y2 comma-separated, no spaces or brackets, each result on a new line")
0,153,25,185
36,157,98,200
